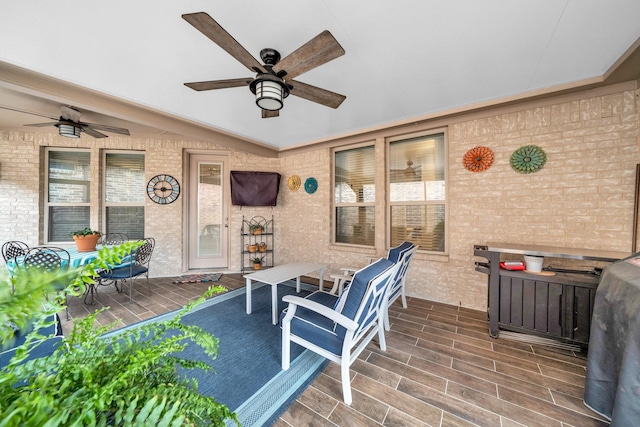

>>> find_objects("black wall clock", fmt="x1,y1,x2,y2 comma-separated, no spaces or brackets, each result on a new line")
147,174,180,204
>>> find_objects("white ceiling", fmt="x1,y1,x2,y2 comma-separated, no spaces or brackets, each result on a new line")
1,0,639,150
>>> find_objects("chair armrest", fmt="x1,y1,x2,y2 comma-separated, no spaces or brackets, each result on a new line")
329,273,352,281
328,273,352,295
282,295,358,331
339,266,359,275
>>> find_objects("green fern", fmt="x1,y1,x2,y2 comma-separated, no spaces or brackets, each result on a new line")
0,243,238,426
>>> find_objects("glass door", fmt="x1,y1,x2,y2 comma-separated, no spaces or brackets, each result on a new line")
188,153,229,269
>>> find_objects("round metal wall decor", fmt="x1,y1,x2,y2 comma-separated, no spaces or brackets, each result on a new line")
463,146,494,173
304,177,318,194
510,145,547,174
287,175,301,191
147,174,180,204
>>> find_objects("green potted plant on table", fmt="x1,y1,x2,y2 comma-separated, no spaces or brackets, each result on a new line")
0,242,238,426
70,227,102,252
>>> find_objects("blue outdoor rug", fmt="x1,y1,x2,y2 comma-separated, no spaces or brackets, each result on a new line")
108,281,328,427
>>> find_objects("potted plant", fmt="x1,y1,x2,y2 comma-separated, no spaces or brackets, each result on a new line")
251,256,264,270
70,227,102,252
246,244,257,253
258,242,267,253
249,224,264,235
0,243,238,426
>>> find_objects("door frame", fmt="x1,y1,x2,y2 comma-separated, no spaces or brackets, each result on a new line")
182,149,231,271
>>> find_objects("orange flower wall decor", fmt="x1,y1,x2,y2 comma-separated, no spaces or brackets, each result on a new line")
463,146,494,172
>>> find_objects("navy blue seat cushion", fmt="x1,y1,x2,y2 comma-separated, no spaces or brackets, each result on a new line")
387,241,414,263
1,313,63,367
281,291,345,355
100,264,148,279
282,259,395,356
332,259,394,325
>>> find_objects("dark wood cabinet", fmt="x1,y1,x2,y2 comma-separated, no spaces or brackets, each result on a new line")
474,243,627,348
496,270,598,345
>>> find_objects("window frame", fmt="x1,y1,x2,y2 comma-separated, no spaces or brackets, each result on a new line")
44,147,92,244
332,141,377,247
101,149,146,238
386,128,448,254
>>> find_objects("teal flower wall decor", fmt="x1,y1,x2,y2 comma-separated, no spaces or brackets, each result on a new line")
304,177,318,194
510,145,547,174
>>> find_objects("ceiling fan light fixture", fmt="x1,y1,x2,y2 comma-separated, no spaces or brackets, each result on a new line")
254,80,284,111
57,123,81,138
250,74,289,111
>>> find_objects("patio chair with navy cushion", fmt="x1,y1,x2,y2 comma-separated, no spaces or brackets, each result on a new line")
281,257,401,405
382,241,417,330
328,241,417,330
88,233,132,302
328,241,415,295
98,237,155,303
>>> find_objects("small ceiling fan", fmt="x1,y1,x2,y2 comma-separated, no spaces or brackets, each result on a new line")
4,105,131,138
390,160,421,181
182,12,346,118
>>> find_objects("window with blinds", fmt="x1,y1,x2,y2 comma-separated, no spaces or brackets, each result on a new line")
46,149,92,242
334,145,375,246
389,132,446,252
104,151,145,239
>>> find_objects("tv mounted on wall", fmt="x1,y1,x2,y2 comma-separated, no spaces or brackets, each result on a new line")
230,171,281,206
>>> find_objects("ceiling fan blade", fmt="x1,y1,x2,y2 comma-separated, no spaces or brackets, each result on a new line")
273,30,345,80
61,106,81,122
82,126,108,138
0,105,58,121
182,12,266,74
184,78,253,91
262,109,279,119
83,123,130,136
24,122,60,127
289,80,346,109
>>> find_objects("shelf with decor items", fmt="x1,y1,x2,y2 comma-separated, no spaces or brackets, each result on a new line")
473,242,629,349
241,215,274,272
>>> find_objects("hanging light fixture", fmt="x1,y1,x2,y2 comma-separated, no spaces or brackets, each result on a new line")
250,73,289,111
57,122,82,138
248,48,290,111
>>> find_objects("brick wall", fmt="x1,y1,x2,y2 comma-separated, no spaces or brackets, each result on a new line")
1,82,638,310
0,133,279,277
278,84,640,310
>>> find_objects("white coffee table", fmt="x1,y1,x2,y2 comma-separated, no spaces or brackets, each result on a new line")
244,262,326,325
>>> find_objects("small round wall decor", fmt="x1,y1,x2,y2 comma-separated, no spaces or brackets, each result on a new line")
510,145,547,174
147,174,180,204
463,146,494,173
304,177,318,194
287,175,301,191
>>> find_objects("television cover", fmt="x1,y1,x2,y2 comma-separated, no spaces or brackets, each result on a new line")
230,171,281,206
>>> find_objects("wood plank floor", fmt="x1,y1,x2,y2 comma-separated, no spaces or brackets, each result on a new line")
62,274,609,427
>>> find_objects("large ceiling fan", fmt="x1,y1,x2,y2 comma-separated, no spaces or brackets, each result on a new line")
2,105,131,138
182,12,346,118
